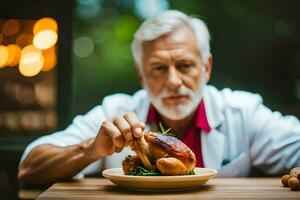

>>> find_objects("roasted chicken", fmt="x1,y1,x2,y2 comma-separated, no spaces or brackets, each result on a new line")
122,132,196,175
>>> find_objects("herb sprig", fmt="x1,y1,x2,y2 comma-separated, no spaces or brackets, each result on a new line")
159,122,174,136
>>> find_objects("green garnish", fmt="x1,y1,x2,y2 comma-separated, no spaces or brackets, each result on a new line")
128,165,195,176
189,170,195,175
159,122,174,136
128,166,162,176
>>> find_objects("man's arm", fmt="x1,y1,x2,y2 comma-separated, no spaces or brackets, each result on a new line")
18,111,145,187
17,104,105,187
249,99,300,175
18,139,97,187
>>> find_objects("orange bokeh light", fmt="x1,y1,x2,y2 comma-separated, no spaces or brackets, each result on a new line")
42,47,57,71
0,45,9,68
6,44,21,67
21,45,37,55
0,18,59,75
33,17,58,34
0,33,3,44
16,34,34,48
2,19,20,37
19,45,44,77
33,30,58,50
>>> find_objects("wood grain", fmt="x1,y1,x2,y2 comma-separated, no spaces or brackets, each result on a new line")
37,178,300,200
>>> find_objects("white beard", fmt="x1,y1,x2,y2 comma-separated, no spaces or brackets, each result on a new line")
145,68,207,120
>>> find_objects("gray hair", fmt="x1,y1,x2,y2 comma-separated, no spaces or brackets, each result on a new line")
131,10,211,68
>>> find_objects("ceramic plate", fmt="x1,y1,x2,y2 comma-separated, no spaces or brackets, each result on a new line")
102,167,217,191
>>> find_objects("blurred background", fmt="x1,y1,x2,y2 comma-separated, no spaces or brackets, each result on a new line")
71,0,300,118
0,0,299,199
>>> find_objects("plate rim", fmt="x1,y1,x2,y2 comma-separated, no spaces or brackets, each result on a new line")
102,167,218,182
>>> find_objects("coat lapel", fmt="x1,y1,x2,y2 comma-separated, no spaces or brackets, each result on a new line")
201,85,226,170
201,128,225,170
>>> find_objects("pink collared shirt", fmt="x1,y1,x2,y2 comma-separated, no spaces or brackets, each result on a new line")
146,100,211,167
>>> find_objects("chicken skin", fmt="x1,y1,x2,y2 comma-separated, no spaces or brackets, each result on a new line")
123,132,196,175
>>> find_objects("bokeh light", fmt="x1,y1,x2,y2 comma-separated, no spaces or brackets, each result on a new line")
73,36,94,58
75,0,102,20
5,112,19,131
1,18,59,75
45,111,57,129
0,45,9,68
21,45,38,55
33,30,58,50
0,33,3,44
20,112,42,131
2,19,20,36
16,34,34,48
134,0,169,19
6,44,21,67
35,83,54,108
19,45,44,77
33,17,58,34
42,47,57,71
0,18,58,134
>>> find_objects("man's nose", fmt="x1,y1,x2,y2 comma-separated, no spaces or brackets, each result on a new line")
166,67,182,90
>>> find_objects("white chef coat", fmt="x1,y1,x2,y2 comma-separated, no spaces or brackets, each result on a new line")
20,85,300,177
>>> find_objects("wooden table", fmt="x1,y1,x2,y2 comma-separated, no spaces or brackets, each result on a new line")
37,178,299,200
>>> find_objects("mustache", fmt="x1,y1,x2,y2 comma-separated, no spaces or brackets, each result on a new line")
160,85,194,98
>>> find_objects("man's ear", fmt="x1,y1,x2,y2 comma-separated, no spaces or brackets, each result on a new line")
135,64,144,88
204,54,213,82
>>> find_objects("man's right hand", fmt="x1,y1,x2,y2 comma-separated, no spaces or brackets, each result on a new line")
86,112,146,160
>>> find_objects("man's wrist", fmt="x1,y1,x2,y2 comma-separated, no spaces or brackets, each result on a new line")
80,139,103,162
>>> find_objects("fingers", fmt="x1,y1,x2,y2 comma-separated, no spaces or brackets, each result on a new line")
124,112,144,138
98,112,145,155
115,146,124,153
113,116,133,142
101,121,125,147
140,121,146,130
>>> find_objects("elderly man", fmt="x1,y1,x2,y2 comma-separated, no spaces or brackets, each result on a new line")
18,10,300,186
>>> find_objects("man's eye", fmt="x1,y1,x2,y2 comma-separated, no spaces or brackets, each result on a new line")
153,66,168,74
177,63,192,72
151,65,167,77
154,65,167,71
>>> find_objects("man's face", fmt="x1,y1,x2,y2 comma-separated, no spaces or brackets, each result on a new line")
139,25,211,120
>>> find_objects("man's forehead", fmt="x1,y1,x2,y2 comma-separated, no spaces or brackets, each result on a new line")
142,25,197,53
147,50,197,63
